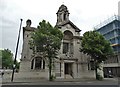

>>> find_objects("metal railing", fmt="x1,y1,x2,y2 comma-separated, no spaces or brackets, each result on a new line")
94,15,120,30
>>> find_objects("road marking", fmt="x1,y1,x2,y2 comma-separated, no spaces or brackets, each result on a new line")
21,83,30,85
75,82,81,83
87,82,92,83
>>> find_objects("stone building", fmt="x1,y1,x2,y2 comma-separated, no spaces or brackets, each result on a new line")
19,4,95,80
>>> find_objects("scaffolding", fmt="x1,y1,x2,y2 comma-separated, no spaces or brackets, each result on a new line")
94,15,120,30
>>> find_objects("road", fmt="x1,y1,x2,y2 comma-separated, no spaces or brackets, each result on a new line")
1,78,119,85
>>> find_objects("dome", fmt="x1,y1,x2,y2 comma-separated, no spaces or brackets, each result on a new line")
57,4,69,13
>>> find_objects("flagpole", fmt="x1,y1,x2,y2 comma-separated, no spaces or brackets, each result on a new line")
11,19,23,82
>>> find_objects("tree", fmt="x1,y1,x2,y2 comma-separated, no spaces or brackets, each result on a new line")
80,31,113,80
30,20,63,81
14,60,20,72
0,49,14,69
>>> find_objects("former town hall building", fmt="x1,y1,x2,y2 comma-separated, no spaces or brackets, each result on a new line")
18,4,95,80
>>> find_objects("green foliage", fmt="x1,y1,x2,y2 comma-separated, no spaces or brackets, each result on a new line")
80,31,113,80
30,20,63,81
0,49,14,69
0,49,20,70
80,31,113,63
50,74,56,81
15,61,20,70
30,20,63,57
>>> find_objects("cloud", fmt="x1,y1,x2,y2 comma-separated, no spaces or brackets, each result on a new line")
0,0,7,11
118,1,120,16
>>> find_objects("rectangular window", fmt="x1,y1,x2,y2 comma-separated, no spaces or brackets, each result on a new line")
31,59,34,69
43,60,45,69
63,42,69,54
36,46,40,52
88,61,95,70
70,43,73,54
35,58,42,69
60,62,61,76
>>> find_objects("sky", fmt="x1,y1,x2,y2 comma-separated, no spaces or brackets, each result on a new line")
0,0,119,62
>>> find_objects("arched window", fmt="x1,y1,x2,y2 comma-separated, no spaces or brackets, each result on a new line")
63,30,73,40
31,57,45,70
63,30,74,54
35,58,42,69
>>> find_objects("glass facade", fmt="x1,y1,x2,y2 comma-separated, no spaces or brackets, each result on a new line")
95,15,120,53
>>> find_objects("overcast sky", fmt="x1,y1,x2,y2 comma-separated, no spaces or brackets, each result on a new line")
0,0,119,62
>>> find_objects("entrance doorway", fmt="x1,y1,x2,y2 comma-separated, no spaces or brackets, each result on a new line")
64,63,73,78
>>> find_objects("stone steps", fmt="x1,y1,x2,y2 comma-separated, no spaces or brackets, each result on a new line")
65,74,73,79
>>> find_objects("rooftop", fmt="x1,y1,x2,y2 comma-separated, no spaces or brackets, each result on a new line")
94,15,120,30
57,4,69,14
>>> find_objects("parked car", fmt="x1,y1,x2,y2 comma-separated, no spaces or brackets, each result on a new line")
4,69,12,74
104,73,114,78
0,69,12,75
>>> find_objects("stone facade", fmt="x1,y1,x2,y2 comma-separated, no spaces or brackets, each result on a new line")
18,4,95,80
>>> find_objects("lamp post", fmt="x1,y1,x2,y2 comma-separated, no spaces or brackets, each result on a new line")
11,19,23,82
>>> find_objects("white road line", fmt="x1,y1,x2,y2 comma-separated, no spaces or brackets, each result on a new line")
87,82,92,83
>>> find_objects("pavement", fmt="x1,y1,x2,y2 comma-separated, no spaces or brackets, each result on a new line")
1,72,119,85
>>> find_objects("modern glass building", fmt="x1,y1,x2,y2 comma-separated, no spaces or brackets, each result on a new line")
95,15,120,77
95,15,120,53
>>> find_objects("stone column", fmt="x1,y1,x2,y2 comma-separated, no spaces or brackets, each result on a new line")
59,40,63,54
61,60,64,78
72,62,78,78
33,58,35,70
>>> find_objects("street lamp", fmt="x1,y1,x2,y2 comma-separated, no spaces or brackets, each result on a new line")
11,19,23,82
13,64,16,69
